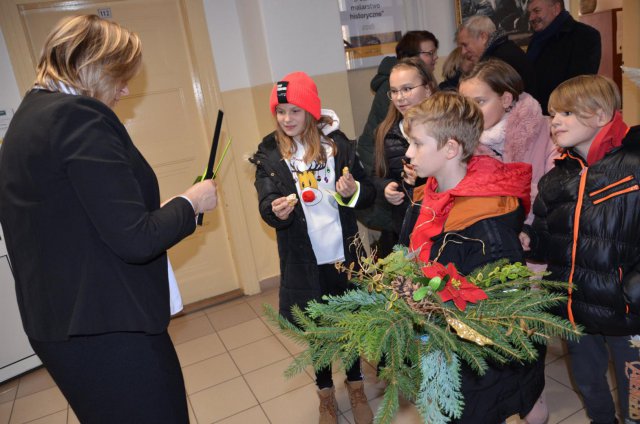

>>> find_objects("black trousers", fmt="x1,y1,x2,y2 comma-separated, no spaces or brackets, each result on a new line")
30,331,188,424
315,264,362,388
567,334,640,424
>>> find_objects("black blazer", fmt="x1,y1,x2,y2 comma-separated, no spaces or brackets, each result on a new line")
483,35,538,101
0,89,196,341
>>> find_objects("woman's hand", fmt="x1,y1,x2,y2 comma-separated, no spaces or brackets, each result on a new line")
182,179,218,213
336,171,357,198
384,182,405,205
519,232,531,252
271,196,295,221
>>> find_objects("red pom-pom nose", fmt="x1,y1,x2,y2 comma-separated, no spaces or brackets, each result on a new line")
302,190,316,203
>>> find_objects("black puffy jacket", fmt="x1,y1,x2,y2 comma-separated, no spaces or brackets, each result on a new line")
355,56,397,230
526,126,640,336
373,121,415,235
250,130,375,322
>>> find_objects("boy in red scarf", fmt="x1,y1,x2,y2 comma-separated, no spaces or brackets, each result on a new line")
522,75,640,424
400,92,548,424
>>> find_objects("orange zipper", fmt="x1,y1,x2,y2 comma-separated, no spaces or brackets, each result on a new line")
565,151,587,328
592,185,639,205
589,175,634,196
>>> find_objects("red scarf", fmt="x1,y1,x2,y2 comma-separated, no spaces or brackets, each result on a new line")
409,177,452,263
586,111,629,165
409,156,531,264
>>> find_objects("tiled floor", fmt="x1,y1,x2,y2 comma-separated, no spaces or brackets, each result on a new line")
0,285,619,423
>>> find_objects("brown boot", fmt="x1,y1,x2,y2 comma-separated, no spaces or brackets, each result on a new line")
317,386,338,424
344,379,374,424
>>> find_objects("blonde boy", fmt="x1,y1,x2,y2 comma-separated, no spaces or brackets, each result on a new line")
523,75,640,424
400,92,548,424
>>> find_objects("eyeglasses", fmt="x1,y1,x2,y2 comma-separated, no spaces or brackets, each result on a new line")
387,85,426,100
419,50,436,58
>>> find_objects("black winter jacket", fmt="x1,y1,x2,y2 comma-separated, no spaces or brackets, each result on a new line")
374,121,423,236
400,202,526,278
526,126,640,336
527,14,601,115
400,202,544,424
355,56,397,230
250,131,375,322
358,56,396,175
482,34,537,102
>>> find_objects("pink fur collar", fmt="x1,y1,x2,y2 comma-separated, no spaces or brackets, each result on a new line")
502,93,547,162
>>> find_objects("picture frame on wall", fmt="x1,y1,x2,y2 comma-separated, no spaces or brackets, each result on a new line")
339,0,406,70
455,0,532,47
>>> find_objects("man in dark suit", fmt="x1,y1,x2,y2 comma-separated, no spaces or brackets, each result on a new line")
526,0,601,114
458,15,538,99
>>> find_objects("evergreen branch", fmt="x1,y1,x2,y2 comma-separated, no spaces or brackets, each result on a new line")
263,304,310,346
416,350,463,423
307,289,388,318
291,305,319,331
310,340,343,371
270,257,582,423
451,340,488,375
283,349,313,378
374,381,400,424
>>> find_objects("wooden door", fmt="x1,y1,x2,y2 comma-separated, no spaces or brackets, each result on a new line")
0,0,254,303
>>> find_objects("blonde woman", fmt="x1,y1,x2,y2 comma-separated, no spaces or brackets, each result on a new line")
438,46,474,91
0,15,216,423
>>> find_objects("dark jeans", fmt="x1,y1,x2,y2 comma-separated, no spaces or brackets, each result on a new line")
567,334,640,424
30,331,188,423
315,263,363,388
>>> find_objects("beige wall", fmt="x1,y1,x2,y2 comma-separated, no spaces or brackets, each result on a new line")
572,0,639,125
348,67,378,138
622,0,640,125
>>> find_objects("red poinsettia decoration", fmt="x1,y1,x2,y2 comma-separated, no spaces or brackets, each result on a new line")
421,261,447,280
422,262,488,311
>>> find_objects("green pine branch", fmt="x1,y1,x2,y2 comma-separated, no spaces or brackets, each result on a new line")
265,257,581,424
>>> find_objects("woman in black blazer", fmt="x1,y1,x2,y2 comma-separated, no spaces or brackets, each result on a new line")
0,15,217,423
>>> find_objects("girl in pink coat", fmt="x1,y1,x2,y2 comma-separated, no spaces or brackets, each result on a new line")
459,58,558,225
459,58,558,424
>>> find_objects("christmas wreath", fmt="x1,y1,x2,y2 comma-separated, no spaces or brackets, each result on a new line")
265,246,581,424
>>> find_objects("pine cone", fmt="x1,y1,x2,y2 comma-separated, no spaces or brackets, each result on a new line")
391,276,438,314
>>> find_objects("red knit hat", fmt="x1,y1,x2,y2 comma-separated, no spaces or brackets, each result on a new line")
269,71,321,120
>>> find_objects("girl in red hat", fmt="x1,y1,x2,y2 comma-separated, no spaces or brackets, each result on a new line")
250,71,376,424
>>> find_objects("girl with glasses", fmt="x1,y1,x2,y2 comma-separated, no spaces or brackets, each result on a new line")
355,31,439,241
372,57,438,254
